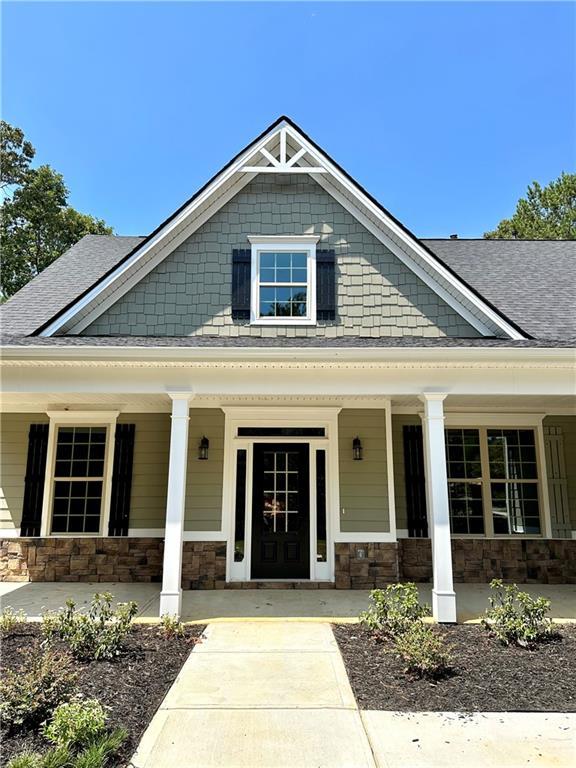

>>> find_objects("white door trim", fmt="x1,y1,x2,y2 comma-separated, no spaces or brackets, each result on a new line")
222,407,341,582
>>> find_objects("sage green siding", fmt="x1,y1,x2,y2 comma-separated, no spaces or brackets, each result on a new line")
0,413,48,531
391,414,421,531
543,415,576,530
85,176,479,339
185,408,225,531
338,409,389,533
117,413,170,530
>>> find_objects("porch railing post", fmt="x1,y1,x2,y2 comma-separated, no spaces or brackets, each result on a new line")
420,392,457,623
160,392,192,617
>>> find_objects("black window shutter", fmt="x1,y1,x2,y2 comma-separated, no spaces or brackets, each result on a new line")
21,424,49,537
403,425,429,538
316,249,336,321
231,249,251,320
108,424,135,537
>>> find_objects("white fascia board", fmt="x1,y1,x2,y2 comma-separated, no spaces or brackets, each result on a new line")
39,121,294,337
1,344,574,365
281,125,527,341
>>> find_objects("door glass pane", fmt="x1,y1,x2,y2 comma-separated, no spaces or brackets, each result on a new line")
261,450,301,533
234,450,246,562
316,450,327,563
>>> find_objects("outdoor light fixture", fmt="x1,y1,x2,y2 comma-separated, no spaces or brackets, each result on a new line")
198,436,209,460
352,436,363,461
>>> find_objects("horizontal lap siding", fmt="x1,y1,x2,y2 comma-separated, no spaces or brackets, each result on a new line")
117,413,170,529
185,409,224,531
0,414,48,531
543,415,576,530
338,409,389,532
391,414,421,531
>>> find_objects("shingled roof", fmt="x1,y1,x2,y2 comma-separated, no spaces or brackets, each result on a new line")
1,234,574,344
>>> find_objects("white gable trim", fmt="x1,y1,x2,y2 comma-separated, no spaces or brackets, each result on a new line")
39,119,525,339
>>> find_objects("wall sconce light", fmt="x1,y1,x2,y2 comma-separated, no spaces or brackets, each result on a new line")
198,436,209,460
353,436,363,461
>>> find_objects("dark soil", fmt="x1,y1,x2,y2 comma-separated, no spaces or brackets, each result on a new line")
0,622,205,767
333,623,576,712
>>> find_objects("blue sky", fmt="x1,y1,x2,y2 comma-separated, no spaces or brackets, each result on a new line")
3,1,575,237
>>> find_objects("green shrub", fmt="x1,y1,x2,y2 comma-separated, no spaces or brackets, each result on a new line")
0,649,77,730
0,606,27,633
42,592,138,660
394,621,453,679
7,753,43,768
43,698,108,749
73,728,127,768
360,583,428,636
159,613,185,638
483,579,553,647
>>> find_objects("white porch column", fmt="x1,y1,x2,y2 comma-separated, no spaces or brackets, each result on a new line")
420,393,457,623
160,393,192,617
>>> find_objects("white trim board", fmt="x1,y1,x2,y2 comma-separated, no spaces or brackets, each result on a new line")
38,119,525,340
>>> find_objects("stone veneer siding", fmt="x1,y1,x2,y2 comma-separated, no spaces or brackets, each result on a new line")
85,175,479,339
0,538,227,589
334,543,399,589
399,538,576,584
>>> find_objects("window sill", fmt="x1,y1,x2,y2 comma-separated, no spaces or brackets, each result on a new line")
250,319,317,327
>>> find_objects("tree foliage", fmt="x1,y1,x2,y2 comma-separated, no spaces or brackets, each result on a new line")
0,122,112,300
484,172,576,240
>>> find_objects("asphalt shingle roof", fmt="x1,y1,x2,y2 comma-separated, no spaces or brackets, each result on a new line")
1,235,574,345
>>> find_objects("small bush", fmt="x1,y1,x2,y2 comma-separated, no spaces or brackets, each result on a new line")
73,728,127,768
0,606,27,633
7,753,43,768
0,649,77,730
394,621,452,679
483,579,553,647
159,613,185,638
360,583,428,636
42,592,138,660
43,698,108,749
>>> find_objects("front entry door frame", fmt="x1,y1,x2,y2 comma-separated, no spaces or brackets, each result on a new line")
222,407,341,583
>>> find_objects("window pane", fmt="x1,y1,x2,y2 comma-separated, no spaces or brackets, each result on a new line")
445,429,481,479
488,429,538,481
234,450,247,562
316,451,327,563
448,481,484,534
258,251,309,319
491,482,541,535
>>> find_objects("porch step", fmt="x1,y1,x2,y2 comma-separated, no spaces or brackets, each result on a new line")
224,581,336,590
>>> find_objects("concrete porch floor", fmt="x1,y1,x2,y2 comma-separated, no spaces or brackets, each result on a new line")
0,581,574,623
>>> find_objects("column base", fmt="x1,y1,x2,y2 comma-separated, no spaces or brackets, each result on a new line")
432,588,457,623
159,589,182,618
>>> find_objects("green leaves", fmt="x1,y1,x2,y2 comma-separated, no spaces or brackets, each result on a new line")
482,579,553,647
0,121,112,300
360,583,429,636
485,172,576,240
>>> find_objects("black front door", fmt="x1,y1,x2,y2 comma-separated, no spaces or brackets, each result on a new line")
251,443,310,579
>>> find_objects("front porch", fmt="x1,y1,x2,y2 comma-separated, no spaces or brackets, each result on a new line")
2,581,575,624
1,347,575,621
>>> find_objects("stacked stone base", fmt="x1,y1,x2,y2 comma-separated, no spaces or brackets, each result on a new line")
0,538,227,588
334,542,399,589
399,538,576,584
2,537,575,587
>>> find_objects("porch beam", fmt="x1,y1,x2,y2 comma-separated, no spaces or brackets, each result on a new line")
420,392,457,623
159,392,193,617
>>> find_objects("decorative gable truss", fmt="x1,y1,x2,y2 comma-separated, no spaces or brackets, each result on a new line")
38,117,527,339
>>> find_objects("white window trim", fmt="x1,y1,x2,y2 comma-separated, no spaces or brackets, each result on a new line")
40,411,119,537
248,237,319,326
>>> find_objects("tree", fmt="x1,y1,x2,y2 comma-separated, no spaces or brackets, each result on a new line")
0,120,35,190
484,172,576,240
0,122,112,300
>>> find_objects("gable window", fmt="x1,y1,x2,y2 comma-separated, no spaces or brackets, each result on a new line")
248,237,318,325
445,426,541,536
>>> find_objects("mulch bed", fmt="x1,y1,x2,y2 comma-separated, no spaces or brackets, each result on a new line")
333,623,576,712
0,622,205,767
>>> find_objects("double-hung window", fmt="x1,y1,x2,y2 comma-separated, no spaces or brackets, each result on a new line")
445,426,541,536
249,237,318,324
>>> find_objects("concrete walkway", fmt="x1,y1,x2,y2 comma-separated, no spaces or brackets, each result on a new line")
130,622,375,768
130,621,575,768
2,581,575,623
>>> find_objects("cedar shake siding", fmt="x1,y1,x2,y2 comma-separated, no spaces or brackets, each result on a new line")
84,176,479,339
